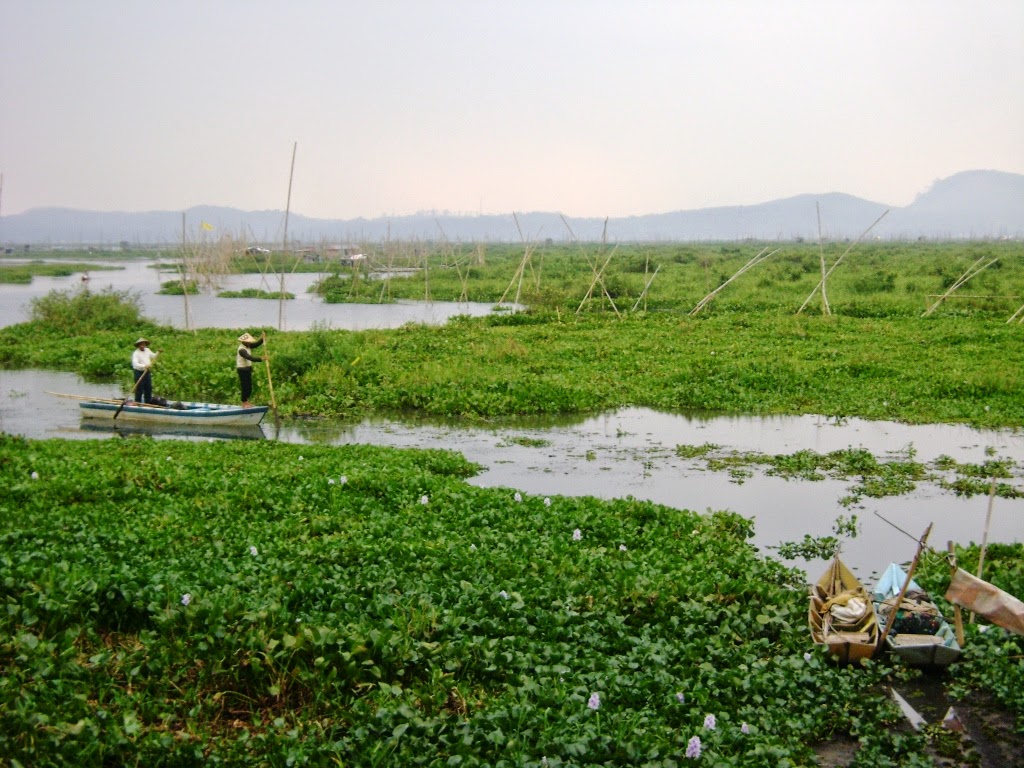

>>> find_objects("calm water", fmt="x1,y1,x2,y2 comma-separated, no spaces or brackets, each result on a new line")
3,369,1022,580
1,259,503,331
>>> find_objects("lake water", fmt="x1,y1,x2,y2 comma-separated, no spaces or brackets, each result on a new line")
0,259,503,331
3,369,1022,581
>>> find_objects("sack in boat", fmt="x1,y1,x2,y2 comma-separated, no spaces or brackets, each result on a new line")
829,596,869,627
150,396,169,407
880,590,941,635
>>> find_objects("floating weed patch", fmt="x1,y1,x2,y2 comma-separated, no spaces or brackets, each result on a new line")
218,288,296,300
498,435,552,448
674,443,1022,506
932,455,1022,499
674,442,719,459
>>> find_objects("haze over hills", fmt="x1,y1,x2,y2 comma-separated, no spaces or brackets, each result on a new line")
1,170,1021,246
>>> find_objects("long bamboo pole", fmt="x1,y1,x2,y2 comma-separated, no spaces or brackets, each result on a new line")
46,391,173,409
797,209,889,314
632,265,661,312
262,333,277,415
279,142,297,331
922,257,998,317
968,475,999,623
48,392,126,404
816,202,831,316
878,523,933,650
180,212,194,332
690,248,778,315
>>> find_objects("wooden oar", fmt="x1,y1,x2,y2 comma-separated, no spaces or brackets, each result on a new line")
262,332,277,415
114,371,149,419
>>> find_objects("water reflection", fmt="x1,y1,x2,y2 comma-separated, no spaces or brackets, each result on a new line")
78,420,268,442
0,259,506,331
2,370,1022,577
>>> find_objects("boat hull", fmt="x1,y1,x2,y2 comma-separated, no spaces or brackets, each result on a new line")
809,558,880,664
80,400,269,427
79,419,267,441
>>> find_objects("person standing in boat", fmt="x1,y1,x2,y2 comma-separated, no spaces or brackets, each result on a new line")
236,331,266,409
131,337,159,404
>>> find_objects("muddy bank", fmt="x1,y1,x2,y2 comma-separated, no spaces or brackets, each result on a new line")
814,675,1023,767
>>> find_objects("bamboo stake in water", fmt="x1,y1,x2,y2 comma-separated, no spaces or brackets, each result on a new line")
262,333,277,415
559,215,619,316
816,202,831,316
690,247,778,315
497,213,537,307
279,141,297,331
947,540,966,647
180,212,194,332
797,209,889,315
632,265,661,312
922,256,998,317
970,475,998,623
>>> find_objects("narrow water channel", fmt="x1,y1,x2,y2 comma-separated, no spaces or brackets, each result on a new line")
3,369,1022,580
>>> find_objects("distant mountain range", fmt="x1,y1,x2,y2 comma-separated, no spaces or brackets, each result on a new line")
2,170,1021,245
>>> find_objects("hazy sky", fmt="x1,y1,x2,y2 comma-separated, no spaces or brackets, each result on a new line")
2,1,1022,219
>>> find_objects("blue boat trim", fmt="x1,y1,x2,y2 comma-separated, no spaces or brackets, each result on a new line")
83,402,268,417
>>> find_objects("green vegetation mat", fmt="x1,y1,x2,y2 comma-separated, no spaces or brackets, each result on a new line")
4,240,1024,426
2,435,1020,765
3,242,1023,764
0,261,121,284
7,434,1020,766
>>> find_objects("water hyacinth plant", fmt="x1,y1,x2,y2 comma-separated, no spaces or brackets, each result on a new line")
686,735,702,759
0,432,971,766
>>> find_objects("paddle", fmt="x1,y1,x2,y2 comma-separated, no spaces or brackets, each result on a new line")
114,366,150,420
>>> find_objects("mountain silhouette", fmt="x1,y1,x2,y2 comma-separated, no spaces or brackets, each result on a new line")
1,170,1021,245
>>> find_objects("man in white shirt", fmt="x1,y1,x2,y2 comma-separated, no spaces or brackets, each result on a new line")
131,337,159,404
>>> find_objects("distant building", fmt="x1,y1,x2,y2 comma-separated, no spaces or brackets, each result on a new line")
324,244,366,267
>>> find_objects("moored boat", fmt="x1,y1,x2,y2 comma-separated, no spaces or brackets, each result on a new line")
873,562,962,667
78,398,269,427
809,557,880,663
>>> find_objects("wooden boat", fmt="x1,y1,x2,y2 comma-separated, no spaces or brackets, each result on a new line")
809,558,880,663
78,398,269,427
873,562,962,667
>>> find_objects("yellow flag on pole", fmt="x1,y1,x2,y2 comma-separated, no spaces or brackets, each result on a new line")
200,221,214,231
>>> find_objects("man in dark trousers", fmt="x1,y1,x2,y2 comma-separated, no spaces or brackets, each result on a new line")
131,337,159,403
235,331,266,408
